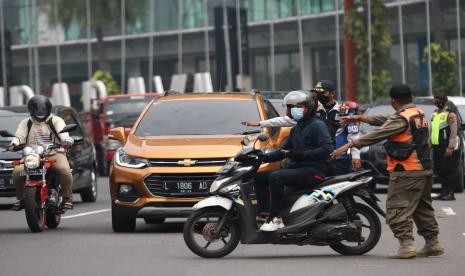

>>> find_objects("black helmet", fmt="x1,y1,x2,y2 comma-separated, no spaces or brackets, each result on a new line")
283,90,318,118
27,95,52,119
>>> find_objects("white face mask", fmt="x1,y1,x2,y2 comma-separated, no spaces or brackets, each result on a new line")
35,115,46,119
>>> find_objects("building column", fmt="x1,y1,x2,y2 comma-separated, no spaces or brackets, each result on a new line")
343,0,356,101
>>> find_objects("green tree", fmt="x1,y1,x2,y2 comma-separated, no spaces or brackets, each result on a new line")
424,43,458,94
345,0,392,103
43,0,145,70
92,70,121,95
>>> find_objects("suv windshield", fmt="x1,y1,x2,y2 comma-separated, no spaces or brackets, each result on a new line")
135,99,261,136
106,96,156,127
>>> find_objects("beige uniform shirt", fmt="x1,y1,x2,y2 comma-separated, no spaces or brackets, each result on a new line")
11,115,73,152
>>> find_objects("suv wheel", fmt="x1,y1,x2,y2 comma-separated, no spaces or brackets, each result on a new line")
112,204,136,232
81,167,98,202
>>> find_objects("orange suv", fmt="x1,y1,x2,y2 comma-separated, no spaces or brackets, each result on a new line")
109,91,289,232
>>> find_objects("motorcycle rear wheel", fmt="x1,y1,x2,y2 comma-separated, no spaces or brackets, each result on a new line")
330,202,381,255
24,187,46,233
183,207,240,258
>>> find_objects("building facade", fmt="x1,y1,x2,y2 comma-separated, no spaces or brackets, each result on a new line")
1,0,464,109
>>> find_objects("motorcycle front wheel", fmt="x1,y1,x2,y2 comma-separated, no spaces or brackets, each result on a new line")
183,207,240,258
24,187,46,233
330,202,382,255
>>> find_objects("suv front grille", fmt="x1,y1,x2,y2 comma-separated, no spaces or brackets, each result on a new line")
144,173,217,198
149,158,228,167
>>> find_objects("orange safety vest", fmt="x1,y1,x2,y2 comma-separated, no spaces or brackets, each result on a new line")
386,106,432,172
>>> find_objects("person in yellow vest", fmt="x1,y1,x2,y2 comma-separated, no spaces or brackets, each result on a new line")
332,84,443,259
431,92,458,201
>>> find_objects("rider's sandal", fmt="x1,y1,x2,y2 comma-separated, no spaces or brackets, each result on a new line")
64,202,74,210
11,200,24,211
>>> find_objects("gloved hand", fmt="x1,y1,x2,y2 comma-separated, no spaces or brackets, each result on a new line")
285,150,305,161
62,139,74,149
262,153,272,163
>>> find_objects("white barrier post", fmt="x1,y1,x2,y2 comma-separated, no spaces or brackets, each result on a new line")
51,82,71,107
0,87,4,107
9,85,34,106
82,80,107,111
193,72,213,93
169,74,187,93
127,77,146,94
153,75,164,94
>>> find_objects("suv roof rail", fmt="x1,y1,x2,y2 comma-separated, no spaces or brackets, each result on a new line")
250,89,261,96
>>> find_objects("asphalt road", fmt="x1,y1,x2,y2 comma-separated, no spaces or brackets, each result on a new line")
1,177,464,276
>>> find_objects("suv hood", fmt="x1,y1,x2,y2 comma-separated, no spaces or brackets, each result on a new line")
123,134,253,159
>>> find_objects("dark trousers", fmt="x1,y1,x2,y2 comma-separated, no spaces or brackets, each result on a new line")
433,146,458,194
254,168,321,217
335,159,352,175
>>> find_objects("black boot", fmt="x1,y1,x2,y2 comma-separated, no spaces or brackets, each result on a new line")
441,193,456,201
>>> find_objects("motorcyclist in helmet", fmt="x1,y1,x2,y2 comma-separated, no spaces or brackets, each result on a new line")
8,95,74,211
254,90,334,232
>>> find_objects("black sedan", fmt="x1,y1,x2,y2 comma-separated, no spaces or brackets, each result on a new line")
0,106,98,202
359,98,465,193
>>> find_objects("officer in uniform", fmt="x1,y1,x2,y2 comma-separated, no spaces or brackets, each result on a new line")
332,84,444,259
431,92,458,201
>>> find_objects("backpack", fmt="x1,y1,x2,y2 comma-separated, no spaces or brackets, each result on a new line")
26,117,62,144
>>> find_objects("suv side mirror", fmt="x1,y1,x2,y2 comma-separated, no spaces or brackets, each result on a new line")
241,137,250,146
109,127,127,144
257,134,269,142
60,124,77,134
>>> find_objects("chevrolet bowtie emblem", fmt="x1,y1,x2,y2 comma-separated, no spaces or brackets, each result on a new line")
177,159,197,166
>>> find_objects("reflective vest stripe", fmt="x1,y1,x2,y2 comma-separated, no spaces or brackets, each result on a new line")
431,111,449,145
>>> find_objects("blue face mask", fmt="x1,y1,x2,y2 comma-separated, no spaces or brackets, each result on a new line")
291,107,305,120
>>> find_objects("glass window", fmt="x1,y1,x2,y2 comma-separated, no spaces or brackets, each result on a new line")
61,111,83,137
135,99,261,136
105,96,156,128
262,98,281,136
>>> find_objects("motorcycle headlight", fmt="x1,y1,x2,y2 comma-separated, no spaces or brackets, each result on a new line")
24,154,41,169
35,146,45,155
219,183,240,193
115,148,149,169
23,146,33,155
209,176,232,193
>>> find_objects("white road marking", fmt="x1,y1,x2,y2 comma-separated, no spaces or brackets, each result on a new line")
442,207,456,216
62,209,111,219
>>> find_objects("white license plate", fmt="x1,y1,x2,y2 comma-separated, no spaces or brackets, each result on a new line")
20,169,46,176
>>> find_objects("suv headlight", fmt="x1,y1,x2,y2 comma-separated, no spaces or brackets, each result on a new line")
24,154,41,169
115,148,149,169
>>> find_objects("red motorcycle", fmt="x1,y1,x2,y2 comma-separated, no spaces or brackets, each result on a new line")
12,124,81,232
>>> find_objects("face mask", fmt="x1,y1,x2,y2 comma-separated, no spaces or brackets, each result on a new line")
291,107,305,120
434,101,445,109
35,115,46,119
318,94,330,105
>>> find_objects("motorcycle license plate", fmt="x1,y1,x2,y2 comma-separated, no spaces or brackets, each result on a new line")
20,169,46,176
0,178,9,189
163,180,210,193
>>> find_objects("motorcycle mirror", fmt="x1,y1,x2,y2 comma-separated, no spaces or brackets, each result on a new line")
241,137,250,146
0,130,15,137
71,136,84,144
257,134,269,142
60,124,77,134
